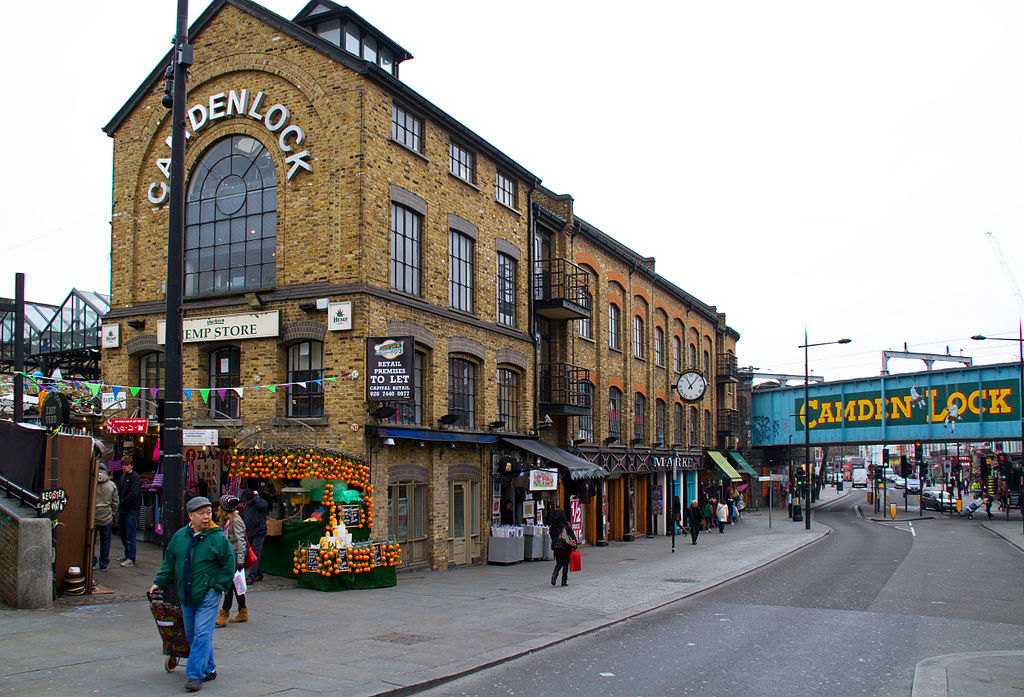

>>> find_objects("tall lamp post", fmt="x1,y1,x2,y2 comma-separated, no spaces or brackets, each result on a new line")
972,321,1024,535
800,330,851,531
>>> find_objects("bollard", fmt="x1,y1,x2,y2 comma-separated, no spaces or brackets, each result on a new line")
956,498,962,512
866,491,873,505
889,502,897,519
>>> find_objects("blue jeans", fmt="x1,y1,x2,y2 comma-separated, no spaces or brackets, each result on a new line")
118,511,137,562
93,524,112,568
181,588,220,680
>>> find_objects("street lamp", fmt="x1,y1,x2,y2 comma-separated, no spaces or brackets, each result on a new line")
800,330,851,531
972,321,1024,534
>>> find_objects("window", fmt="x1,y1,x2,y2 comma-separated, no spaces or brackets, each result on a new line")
449,230,474,312
608,304,621,350
576,382,594,442
390,203,421,295
578,288,593,339
655,399,666,444
633,315,645,359
688,343,698,370
389,350,423,424
496,253,516,327
392,104,422,152
449,141,475,182
139,352,164,419
704,409,712,445
704,350,711,381
633,393,646,444
388,481,427,543
336,22,395,74
314,18,341,45
690,406,699,446
185,135,277,297
495,171,516,208
448,357,476,428
497,368,520,432
673,402,683,445
287,341,324,417
209,346,240,419
673,336,682,373
654,327,664,366
608,388,622,443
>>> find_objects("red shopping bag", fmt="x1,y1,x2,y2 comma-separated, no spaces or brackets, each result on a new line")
569,549,581,572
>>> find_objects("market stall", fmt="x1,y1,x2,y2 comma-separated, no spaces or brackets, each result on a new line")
228,447,400,591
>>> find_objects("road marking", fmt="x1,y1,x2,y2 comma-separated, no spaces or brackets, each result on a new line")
599,672,615,677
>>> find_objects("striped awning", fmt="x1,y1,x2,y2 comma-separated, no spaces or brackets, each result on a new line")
728,451,759,478
707,450,742,482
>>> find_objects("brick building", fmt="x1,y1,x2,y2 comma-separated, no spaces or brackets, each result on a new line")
102,0,740,571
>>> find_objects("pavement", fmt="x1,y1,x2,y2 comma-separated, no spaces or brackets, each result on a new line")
0,487,1021,697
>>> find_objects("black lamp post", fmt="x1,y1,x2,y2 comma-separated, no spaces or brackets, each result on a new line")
800,330,851,531
972,321,1024,535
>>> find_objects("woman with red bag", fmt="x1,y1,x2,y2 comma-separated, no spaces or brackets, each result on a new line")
548,507,578,587
215,495,249,626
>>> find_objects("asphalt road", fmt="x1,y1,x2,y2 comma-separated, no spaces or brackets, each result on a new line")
413,493,1024,697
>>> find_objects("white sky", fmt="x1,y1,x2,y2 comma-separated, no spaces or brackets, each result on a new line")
3,0,1024,382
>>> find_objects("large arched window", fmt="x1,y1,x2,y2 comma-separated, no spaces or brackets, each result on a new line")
185,135,277,297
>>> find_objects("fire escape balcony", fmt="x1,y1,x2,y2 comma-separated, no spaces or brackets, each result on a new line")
533,258,591,320
716,352,738,383
539,363,592,417
717,408,741,436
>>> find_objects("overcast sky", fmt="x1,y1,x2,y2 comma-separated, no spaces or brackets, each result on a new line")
3,0,1023,382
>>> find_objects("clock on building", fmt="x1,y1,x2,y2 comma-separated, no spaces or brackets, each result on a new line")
676,371,707,402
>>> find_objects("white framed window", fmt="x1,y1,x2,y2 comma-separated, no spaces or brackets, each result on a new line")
449,141,475,182
392,104,422,152
495,171,516,208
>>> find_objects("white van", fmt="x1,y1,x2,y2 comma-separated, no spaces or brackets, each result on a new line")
851,467,868,488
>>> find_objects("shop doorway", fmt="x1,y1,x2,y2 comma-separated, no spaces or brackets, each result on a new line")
448,480,479,565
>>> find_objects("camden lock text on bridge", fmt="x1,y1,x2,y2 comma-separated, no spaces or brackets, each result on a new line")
147,89,313,204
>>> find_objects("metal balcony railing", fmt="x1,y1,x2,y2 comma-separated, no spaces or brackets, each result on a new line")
539,363,592,416
717,408,741,435
533,258,591,320
716,352,738,382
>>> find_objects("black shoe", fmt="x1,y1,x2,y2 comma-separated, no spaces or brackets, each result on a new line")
550,572,557,586
561,581,568,586
184,678,203,691
202,671,217,682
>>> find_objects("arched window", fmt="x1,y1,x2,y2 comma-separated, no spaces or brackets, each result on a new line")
655,399,666,444
448,357,476,428
633,315,645,359
654,326,664,366
287,341,324,417
633,392,646,444
496,367,520,432
672,336,682,373
608,387,622,443
608,303,621,350
209,346,240,418
185,135,277,297
673,402,683,445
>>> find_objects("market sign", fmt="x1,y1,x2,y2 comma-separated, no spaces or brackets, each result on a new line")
182,429,219,446
106,418,149,434
365,336,413,401
157,311,279,344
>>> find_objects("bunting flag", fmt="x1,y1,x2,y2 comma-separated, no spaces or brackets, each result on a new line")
183,389,192,404
87,383,102,397
112,386,122,399
231,387,244,398
217,388,227,402
150,387,159,398
266,385,276,393
199,389,210,403
129,387,140,397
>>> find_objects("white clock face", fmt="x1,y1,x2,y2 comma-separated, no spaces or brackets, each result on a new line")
676,371,707,401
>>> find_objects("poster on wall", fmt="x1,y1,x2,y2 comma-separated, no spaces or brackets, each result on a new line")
569,496,583,541
529,469,558,491
365,336,414,401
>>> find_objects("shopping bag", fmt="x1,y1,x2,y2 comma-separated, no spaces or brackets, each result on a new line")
243,532,258,569
233,570,247,595
569,549,581,572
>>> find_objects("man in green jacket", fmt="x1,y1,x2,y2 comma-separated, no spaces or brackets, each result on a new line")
150,496,235,692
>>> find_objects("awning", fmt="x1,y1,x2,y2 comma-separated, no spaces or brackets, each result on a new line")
728,451,759,478
501,437,606,480
377,426,497,444
707,450,742,482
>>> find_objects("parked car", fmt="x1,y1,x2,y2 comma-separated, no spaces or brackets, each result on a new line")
904,478,922,493
891,475,906,489
921,488,954,511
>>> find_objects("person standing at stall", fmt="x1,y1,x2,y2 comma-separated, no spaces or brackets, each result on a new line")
149,496,234,692
216,495,248,626
686,500,702,545
240,489,268,583
548,506,577,587
93,463,118,571
117,459,141,567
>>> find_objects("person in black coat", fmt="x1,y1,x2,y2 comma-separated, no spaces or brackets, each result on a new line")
685,500,702,545
240,489,268,582
671,496,682,535
548,507,577,587
117,459,142,566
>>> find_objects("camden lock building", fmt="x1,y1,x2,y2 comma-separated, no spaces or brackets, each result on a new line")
101,0,741,572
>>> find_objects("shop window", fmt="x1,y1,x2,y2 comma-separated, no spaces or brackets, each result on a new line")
633,392,646,444
392,104,422,153
448,357,476,428
495,171,516,208
388,482,428,564
449,141,475,183
673,402,683,445
496,367,520,432
655,399,666,444
209,346,240,419
633,316,645,359
449,230,474,312
608,387,622,443
287,341,324,418
673,336,682,373
390,203,421,295
654,326,664,366
139,351,164,419
496,252,516,327
185,135,277,298
388,349,423,424
608,303,621,350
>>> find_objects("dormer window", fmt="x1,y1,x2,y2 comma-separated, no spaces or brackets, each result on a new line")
298,4,410,78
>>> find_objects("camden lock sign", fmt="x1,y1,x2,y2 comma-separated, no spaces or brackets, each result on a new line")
147,88,313,204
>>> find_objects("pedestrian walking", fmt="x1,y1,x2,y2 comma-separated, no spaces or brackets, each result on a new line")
117,459,141,567
702,499,713,531
686,500,702,545
216,495,248,626
671,495,682,535
548,506,577,587
716,500,729,533
240,489,268,583
93,462,119,572
984,494,994,520
149,496,235,692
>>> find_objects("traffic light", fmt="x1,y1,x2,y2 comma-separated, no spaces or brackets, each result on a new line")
795,467,807,487
914,441,923,463
874,465,885,484
997,453,1009,477
900,455,910,478
882,448,890,466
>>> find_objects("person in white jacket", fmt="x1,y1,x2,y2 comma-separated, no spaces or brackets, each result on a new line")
715,500,729,533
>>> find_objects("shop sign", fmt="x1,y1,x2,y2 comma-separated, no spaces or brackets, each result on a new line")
107,418,149,434
569,496,583,541
157,310,279,344
182,429,219,446
365,336,414,401
529,469,558,491
39,488,68,517
40,393,70,430
146,88,313,204
327,302,352,331
102,324,120,349
102,391,128,411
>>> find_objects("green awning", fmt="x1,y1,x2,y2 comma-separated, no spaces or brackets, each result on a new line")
708,450,742,482
728,451,759,478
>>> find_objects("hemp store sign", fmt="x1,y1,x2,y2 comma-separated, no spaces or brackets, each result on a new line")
157,311,279,344
147,88,313,204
